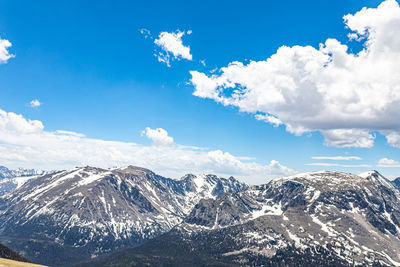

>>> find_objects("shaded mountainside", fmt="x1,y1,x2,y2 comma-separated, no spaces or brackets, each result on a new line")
82,171,400,267
0,242,29,263
0,176,36,195
391,177,400,190
0,166,246,266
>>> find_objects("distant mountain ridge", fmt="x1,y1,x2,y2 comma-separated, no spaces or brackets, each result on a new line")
0,166,46,179
0,165,246,266
0,166,49,195
82,170,400,267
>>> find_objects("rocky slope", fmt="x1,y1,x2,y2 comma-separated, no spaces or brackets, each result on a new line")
0,165,246,266
83,171,400,267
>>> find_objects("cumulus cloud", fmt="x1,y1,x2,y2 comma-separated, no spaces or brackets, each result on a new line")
154,30,192,66
0,35,14,63
141,127,174,147
190,0,400,148
311,156,361,160
378,158,400,167
0,109,44,134
29,99,41,108
0,108,297,184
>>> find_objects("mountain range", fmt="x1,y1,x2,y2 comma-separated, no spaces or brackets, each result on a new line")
79,170,400,267
0,165,246,266
1,165,400,266
0,166,46,179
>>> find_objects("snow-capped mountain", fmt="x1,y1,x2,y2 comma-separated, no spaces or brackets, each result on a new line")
0,166,46,179
86,171,400,267
0,165,246,266
0,166,48,195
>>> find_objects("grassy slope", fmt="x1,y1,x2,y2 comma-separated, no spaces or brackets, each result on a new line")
0,258,47,267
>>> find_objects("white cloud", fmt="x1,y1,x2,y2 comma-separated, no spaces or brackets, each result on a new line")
0,109,44,134
29,99,41,108
311,156,361,160
0,108,297,184
154,30,192,67
382,131,400,148
139,28,152,39
141,127,174,147
321,129,375,148
0,35,14,63
255,114,282,127
55,130,85,138
190,0,400,148
378,158,400,167
306,163,371,167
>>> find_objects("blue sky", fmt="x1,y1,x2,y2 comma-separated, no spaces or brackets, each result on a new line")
0,0,399,183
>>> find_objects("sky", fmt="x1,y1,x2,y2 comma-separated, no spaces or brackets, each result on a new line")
0,0,400,184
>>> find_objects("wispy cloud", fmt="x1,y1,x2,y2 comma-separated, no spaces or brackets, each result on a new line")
55,130,85,138
306,163,371,168
378,158,400,167
139,28,152,39
311,156,361,161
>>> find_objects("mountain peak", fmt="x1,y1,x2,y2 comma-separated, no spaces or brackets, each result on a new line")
116,165,154,175
178,173,196,180
358,170,394,189
271,171,367,190
358,169,382,178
